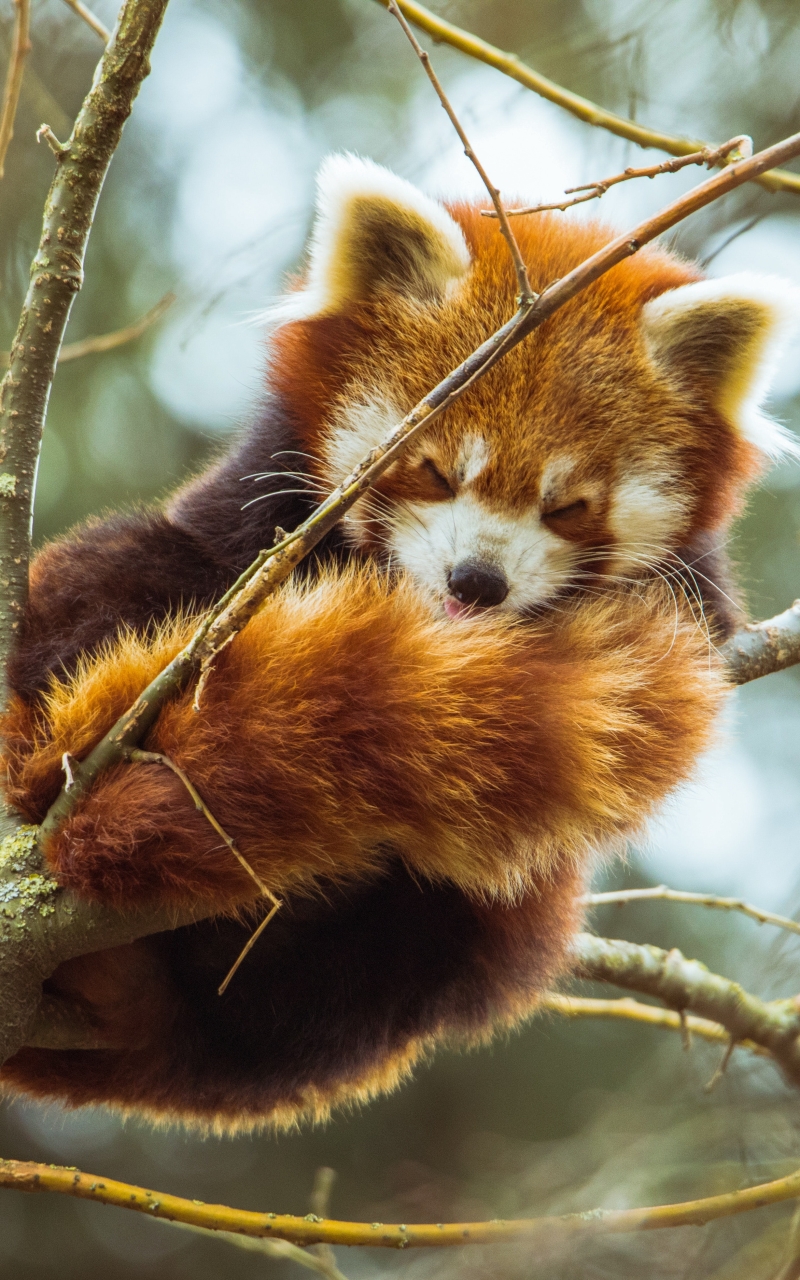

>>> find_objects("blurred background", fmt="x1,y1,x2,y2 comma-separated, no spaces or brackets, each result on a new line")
3,0,800,1276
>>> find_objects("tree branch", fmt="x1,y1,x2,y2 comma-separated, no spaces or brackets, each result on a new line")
486,137,753,217
0,0,169,718
59,0,110,44
0,0,173,1067
0,292,176,370
539,993,770,1058
387,0,535,303
585,885,800,937
722,600,800,684
0,0,31,181
572,935,800,1086
3,1156,800,1247
373,0,800,197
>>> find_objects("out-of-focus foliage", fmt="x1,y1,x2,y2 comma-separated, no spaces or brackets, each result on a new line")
2,1,800,1276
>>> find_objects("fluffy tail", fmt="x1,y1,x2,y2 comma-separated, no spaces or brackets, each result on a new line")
3,567,727,910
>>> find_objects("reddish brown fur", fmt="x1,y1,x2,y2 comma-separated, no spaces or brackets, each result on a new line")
0,200,760,1130
2,570,723,1129
272,209,762,553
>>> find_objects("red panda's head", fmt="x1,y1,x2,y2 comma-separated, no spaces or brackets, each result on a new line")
266,155,800,617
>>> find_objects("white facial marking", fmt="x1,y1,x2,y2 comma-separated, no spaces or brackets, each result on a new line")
455,434,490,485
608,475,687,570
388,492,580,613
324,394,401,484
539,454,577,503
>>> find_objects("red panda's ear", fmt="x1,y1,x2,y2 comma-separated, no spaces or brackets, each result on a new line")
641,273,800,459
271,154,470,320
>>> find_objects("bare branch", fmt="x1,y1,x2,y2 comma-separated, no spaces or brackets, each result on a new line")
0,0,31,181
723,600,800,685
0,0,170,718
0,290,174,369
3,1156,800,1246
485,136,753,217
374,0,800,198
57,291,175,362
155,1217,351,1279
572,934,800,1086
585,885,800,937
0,0,172,1067
59,0,110,44
539,994,770,1058
387,0,534,304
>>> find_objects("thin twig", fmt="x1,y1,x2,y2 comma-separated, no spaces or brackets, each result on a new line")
539,994,768,1057
486,136,752,217
37,126,800,848
573,934,800,1086
154,1218,351,1279
585,885,800,938
773,1204,800,1280
4,1157,800,1246
373,0,800,197
57,291,175,362
0,0,31,181
59,0,110,43
309,1168,339,1276
126,749,282,995
36,123,67,157
387,0,534,303
705,1035,736,1093
0,294,175,370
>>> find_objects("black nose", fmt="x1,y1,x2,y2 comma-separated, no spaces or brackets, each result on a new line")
447,560,509,608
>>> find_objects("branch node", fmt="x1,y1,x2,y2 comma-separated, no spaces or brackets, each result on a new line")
36,124,69,158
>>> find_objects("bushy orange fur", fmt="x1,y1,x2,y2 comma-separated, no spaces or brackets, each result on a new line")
1,570,725,1131
4,568,724,912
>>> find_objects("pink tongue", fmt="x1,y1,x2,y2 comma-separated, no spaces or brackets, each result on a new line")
444,597,470,619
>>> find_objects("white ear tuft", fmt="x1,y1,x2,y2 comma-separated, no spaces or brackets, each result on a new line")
642,273,800,460
266,154,470,323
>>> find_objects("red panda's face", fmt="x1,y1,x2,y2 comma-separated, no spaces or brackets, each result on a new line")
267,157,800,617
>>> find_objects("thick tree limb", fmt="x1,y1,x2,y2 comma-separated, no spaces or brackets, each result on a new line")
722,601,800,684
373,0,800,197
3,1156,800,1247
0,0,172,1067
572,935,800,1087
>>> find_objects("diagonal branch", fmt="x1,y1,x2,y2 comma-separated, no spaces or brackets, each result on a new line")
487,136,752,218
3,1156,800,1246
572,934,800,1087
0,0,170,718
585,884,800,937
539,994,770,1059
0,292,176,369
59,0,110,44
387,0,534,303
373,0,800,197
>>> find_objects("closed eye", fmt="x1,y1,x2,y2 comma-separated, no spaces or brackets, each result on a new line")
543,499,588,521
421,457,455,496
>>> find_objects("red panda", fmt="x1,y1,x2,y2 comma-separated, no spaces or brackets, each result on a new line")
1,155,798,1132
